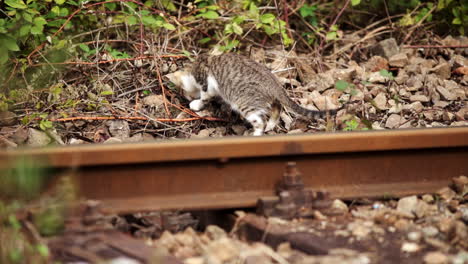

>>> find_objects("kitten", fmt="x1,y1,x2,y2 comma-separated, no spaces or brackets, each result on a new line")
167,53,342,136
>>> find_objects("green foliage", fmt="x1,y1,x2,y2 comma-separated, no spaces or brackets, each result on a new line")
300,4,318,27
379,69,395,80
343,119,360,131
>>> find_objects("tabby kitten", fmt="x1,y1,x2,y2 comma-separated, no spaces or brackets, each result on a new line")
168,53,341,136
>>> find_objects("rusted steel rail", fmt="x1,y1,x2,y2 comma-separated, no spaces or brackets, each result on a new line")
1,127,467,214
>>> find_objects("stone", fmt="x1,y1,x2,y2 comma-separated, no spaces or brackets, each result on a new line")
422,194,434,203
367,71,390,83
103,137,123,144
363,56,389,72
431,63,451,79
442,112,454,121
334,68,356,82
27,128,51,147
0,136,17,148
423,251,449,264
69,138,86,145
395,70,409,85
422,226,439,237
231,125,247,135
385,114,406,129
142,95,165,108
0,111,16,126
436,86,456,100
205,237,239,263
410,101,424,113
374,93,387,110
436,187,456,201
397,196,418,218
401,242,420,253
434,101,450,108
407,231,422,242
373,38,400,59
389,53,408,68
107,120,130,139
394,219,411,231
410,94,430,102
205,225,227,241
438,218,455,235
452,175,468,194
194,128,215,138
331,199,348,214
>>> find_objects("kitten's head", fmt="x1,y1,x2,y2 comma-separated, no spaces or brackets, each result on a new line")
165,70,200,100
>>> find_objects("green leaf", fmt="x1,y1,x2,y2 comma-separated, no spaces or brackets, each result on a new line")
30,25,43,35
34,16,47,26
126,15,137,25
162,22,176,30
326,31,337,40
335,80,349,91
104,2,117,11
36,244,50,258
142,15,158,25
299,4,317,18
161,0,177,11
51,6,60,15
39,120,53,130
0,35,19,51
198,37,211,44
100,91,114,96
452,17,462,24
5,0,28,9
260,13,275,24
54,0,65,4
19,24,31,36
60,7,69,16
78,43,90,52
22,12,33,22
351,0,361,6
196,10,219,19
379,69,393,78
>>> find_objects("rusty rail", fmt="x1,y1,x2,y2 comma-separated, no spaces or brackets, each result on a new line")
1,127,467,214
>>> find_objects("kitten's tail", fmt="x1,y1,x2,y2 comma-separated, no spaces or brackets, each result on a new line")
282,94,344,119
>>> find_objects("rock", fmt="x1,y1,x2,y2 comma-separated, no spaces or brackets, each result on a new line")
407,231,422,242
436,187,456,201
438,218,455,235
397,196,418,218
205,225,227,241
389,53,408,68
184,257,204,264
331,199,348,214
108,257,140,264
401,242,420,253
0,111,16,126
373,38,399,59
194,128,215,138
107,120,130,139
452,175,468,194
406,76,424,91
103,137,123,144
374,93,387,109
394,219,411,231
436,86,456,101
442,112,454,121
423,251,449,264
395,70,409,85
422,226,439,237
388,99,403,114
460,207,468,224
334,68,356,82
308,71,335,92
27,128,51,147
410,94,430,102
422,194,434,203
385,114,406,129
431,63,451,79
433,101,450,109
363,56,389,72
143,95,165,108
0,136,17,148
367,71,390,83
205,237,239,263
409,101,424,113
69,138,86,145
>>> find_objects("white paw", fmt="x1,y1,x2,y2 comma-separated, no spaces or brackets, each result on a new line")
252,129,264,136
265,120,277,132
189,100,204,111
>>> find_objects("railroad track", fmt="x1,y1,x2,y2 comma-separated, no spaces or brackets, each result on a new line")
1,127,467,214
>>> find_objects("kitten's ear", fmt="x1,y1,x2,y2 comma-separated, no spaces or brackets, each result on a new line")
164,71,182,87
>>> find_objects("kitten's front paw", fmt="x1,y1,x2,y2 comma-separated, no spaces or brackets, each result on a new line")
189,100,205,111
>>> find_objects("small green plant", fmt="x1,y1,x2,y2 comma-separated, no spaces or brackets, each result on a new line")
343,119,360,131
335,80,358,96
379,69,394,81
